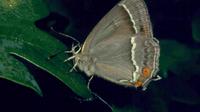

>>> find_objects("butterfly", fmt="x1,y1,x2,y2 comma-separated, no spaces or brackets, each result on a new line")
65,0,161,90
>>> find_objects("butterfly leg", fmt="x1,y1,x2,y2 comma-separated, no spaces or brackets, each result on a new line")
64,55,75,62
63,54,79,72
87,75,94,90
64,43,75,54
69,59,78,72
64,43,82,71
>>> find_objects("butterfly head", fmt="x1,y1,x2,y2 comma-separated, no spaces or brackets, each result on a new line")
74,53,96,77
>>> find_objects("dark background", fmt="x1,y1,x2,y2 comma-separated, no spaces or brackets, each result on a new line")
1,0,200,112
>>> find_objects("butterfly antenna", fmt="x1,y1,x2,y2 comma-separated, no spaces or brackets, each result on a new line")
50,27,81,48
47,27,81,60
49,27,82,58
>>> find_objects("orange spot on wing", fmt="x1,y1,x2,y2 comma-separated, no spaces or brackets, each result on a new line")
134,81,143,88
142,67,151,77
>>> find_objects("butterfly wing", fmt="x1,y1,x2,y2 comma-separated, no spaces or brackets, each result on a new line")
81,0,153,53
79,0,159,87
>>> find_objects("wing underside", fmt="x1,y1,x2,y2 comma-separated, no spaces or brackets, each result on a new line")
80,0,154,86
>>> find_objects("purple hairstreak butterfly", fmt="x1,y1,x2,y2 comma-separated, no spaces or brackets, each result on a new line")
64,0,161,90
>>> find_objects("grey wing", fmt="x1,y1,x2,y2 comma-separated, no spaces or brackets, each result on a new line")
119,0,153,38
82,0,153,54
81,0,153,85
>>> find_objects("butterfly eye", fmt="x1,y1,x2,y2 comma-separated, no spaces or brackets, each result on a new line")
142,67,151,77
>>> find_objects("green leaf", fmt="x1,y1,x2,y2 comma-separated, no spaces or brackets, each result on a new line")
0,43,42,96
0,0,92,98
160,39,200,79
192,9,200,43
112,105,142,112
159,40,192,78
